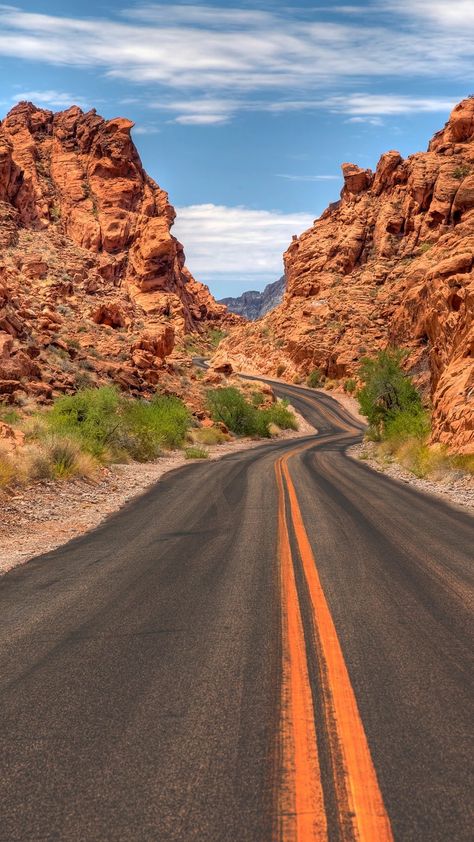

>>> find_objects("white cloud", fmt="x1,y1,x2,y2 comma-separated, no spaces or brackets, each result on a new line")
277,174,341,182
327,93,459,115
346,116,383,126
173,204,314,282
0,4,471,107
11,89,89,108
132,123,161,135
152,97,237,124
385,0,474,27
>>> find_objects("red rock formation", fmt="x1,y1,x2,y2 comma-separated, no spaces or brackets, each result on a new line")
0,102,234,404
218,98,474,452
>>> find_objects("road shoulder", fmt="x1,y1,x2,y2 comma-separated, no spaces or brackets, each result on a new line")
1,407,315,575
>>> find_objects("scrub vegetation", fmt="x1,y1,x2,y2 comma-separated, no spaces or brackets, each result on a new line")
206,386,297,438
357,349,473,478
0,381,298,491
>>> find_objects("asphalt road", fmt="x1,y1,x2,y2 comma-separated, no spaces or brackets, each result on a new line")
0,380,472,841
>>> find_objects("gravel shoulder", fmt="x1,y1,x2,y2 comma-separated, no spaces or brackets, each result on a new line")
324,389,474,513
0,407,315,575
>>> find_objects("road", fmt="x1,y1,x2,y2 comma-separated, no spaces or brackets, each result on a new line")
0,380,473,841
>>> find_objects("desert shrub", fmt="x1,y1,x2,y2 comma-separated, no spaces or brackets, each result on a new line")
27,436,98,481
357,348,423,435
0,406,20,425
191,427,226,445
207,387,296,438
384,408,430,444
0,452,15,488
250,390,265,407
419,242,433,254
184,446,209,459
208,328,227,349
451,453,474,474
261,400,298,432
207,387,259,436
276,364,286,377
307,369,323,388
344,378,357,394
46,386,120,457
45,387,189,461
121,395,189,455
453,165,470,180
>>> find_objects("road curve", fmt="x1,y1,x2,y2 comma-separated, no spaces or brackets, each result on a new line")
0,380,472,841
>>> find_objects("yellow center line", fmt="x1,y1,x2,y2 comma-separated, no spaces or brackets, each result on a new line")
274,457,328,842
276,443,394,842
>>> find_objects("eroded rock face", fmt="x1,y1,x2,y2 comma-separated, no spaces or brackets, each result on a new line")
0,102,234,403
218,98,474,452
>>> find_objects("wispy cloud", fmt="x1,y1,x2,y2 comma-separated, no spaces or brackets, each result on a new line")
326,93,459,115
151,98,237,125
277,174,341,182
173,204,314,283
384,0,474,27
0,4,471,110
10,89,89,108
132,123,161,135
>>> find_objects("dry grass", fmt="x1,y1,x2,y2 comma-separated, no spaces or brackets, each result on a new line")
376,437,474,480
189,426,228,446
184,446,209,459
26,436,99,481
0,450,16,489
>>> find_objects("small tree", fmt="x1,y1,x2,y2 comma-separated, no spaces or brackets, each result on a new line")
357,348,422,434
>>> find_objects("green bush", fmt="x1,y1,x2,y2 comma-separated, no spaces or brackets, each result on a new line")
47,386,120,457
123,395,189,451
261,400,298,432
250,390,265,407
344,378,357,394
208,328,227,349
207,387,259,436
384,409,430,443
307,369,323,388
46,387,189,460
206,387,296,438
357,348,423,435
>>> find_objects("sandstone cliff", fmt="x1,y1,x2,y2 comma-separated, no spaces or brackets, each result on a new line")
0,102,233,404
218,276,285,320
216,99,474,452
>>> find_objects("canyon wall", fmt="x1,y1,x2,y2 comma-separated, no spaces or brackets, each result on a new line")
0,102,233,403
217,99,474,452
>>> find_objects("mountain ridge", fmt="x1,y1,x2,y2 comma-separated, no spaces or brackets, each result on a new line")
218,276,285,320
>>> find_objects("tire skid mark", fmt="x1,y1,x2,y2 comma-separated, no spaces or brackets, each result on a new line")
277,445,394,842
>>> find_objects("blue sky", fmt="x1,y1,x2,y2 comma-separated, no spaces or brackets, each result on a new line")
0,1,472,297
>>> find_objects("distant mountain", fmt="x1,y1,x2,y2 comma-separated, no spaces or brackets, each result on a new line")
219,276,285,320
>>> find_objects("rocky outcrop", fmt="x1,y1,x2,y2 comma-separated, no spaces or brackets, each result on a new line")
217,98,474,453
219,276,286,320
0,102,234,404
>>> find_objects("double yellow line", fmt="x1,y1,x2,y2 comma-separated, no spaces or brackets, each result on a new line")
274,445,393,842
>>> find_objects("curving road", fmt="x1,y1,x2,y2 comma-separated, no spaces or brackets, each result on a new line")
0,380,472,841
